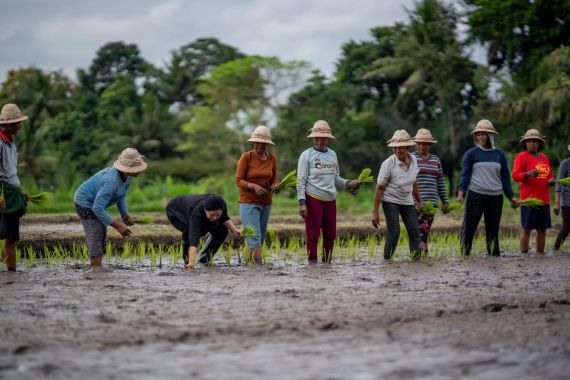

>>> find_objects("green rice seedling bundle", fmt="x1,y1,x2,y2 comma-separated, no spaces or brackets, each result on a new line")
242,225,258,238
132,216,154,224
419,201,439,216
277,170,297,192
558,177,570,186
356,168,374,184
446,201,463,212
517,197,544,208
27,192,50,206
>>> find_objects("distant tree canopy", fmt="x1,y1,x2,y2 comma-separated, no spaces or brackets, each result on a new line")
1,0,569,193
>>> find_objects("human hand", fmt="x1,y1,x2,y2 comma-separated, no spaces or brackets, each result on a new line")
442,203,450,214
113,221,132,237
251,183,269,196
548,179,556,185
457,191,464,204
184,263,195,270
121,214,134,226
525,170,539,178
372,210,380,229
233,229,243,240
270,183,280,194
346,180,360,195
416,202,424,213
21,191,29,202
299,204,308,219
554,204,560,216
510,197,518,209
0,196,4,209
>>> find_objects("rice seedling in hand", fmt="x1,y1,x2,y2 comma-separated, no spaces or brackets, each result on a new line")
446,201,463,212
241,225,259,238
132,216,154,225
277,170,297,192
419,201,439,216
558,177,570,186
517,197,544,208
348,168,375,196
27,192,50,206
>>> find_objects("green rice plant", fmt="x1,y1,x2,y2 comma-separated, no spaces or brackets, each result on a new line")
277,170,297,192
132,216,154,224
221,245,232,265
367,235,378,261
149,243,157,269
419,201,439,216
267,228,279,250
356,168,375,184
517,197,544,208
558,177,570,186
261,244,271,264
446,201,463,213
242,225,258,238
156,244,165,268
26,192,50,206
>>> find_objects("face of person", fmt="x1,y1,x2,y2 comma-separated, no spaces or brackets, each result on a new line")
205,209,222,222
2,121,22,137
525,139,540,153
252,142,267,155
313,137,328,150
475,132,490,147
415,142,432,156
393,146,409,161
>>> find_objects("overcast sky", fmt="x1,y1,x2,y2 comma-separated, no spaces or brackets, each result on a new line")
0,0,439,81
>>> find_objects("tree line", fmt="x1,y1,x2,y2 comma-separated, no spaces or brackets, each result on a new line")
1,0,568,194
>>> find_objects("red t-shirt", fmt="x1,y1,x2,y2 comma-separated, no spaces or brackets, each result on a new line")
512,151,554,204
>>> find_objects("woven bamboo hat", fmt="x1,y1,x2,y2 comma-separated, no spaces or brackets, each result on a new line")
471,119,499,135
519,129,545,148
247,125,275,145
113,148,147,174
0,103,28,124
307,120,335,139
412,128,438,144
387,129,415,147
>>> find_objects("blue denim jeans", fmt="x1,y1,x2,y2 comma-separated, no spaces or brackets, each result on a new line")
239,203,272,248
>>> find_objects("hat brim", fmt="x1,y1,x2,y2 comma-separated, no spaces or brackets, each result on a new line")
247,137,275,145
471,129,499,135
0,115,28,124
412,138,437,144
113,161,148,174
307,133,335,139
388,141,416,148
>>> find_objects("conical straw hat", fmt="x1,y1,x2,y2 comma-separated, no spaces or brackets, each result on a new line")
387,129,415,147
519,128,545,146
247,125,275,145
412,128,438,144
0,103,28,124
307,120,335,139
113,148,147,173
471,119,499,135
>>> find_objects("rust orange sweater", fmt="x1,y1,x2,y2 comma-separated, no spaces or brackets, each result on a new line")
235,151,278,205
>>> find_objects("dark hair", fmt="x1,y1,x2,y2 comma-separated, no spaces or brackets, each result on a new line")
204,195,225,211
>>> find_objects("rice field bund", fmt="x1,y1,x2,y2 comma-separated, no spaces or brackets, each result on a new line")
1,213,569,379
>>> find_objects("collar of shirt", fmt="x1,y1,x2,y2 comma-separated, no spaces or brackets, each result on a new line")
0,129,12,143
312,147,328,153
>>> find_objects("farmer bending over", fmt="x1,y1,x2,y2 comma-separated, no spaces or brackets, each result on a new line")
166,194,242,268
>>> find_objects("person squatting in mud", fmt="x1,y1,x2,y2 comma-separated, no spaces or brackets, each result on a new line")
296,120,359,264
0,104,29,271
74,148,147,268
166,194,242,269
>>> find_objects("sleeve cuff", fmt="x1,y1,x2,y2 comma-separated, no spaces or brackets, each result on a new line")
298,199,306,206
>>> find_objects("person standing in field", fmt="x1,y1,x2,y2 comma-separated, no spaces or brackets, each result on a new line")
0,104,28,271
372,130,423,260
74,148,147,268
512,129,555,254
457,119,517,257
297,120,359,264
554,144,570,251
412,129,449,254
235,126,279,264
166,194,242,268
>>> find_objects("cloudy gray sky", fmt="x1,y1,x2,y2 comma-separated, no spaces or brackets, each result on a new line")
0,0,432,80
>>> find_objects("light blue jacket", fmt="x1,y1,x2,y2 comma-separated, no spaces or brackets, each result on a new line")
74,167,131,226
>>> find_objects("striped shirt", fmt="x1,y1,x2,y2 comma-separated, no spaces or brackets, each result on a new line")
412,152,448,205
556,158,570,207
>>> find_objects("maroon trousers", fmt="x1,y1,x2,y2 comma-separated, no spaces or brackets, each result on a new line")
305,195,337,263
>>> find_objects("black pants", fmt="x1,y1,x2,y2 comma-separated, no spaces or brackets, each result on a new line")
554,207,570,250
382,201,420,260
460,191,503,256
166,211,228,265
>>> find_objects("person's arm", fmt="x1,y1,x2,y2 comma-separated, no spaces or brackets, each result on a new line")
436,160,449,209
185,246,199,269
499,152,517,207
333,153,349,190
372,184,385,228
413,181,423,210
511,154,528,183
457,150,474,203
297,150,309,218
554,191,561,216
270,154,279,190
92,181,118,226
223,219,242,237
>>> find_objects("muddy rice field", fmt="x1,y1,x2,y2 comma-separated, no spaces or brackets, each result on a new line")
1,214,569,379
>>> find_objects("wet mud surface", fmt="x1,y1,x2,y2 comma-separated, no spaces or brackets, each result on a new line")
1,255,569,379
